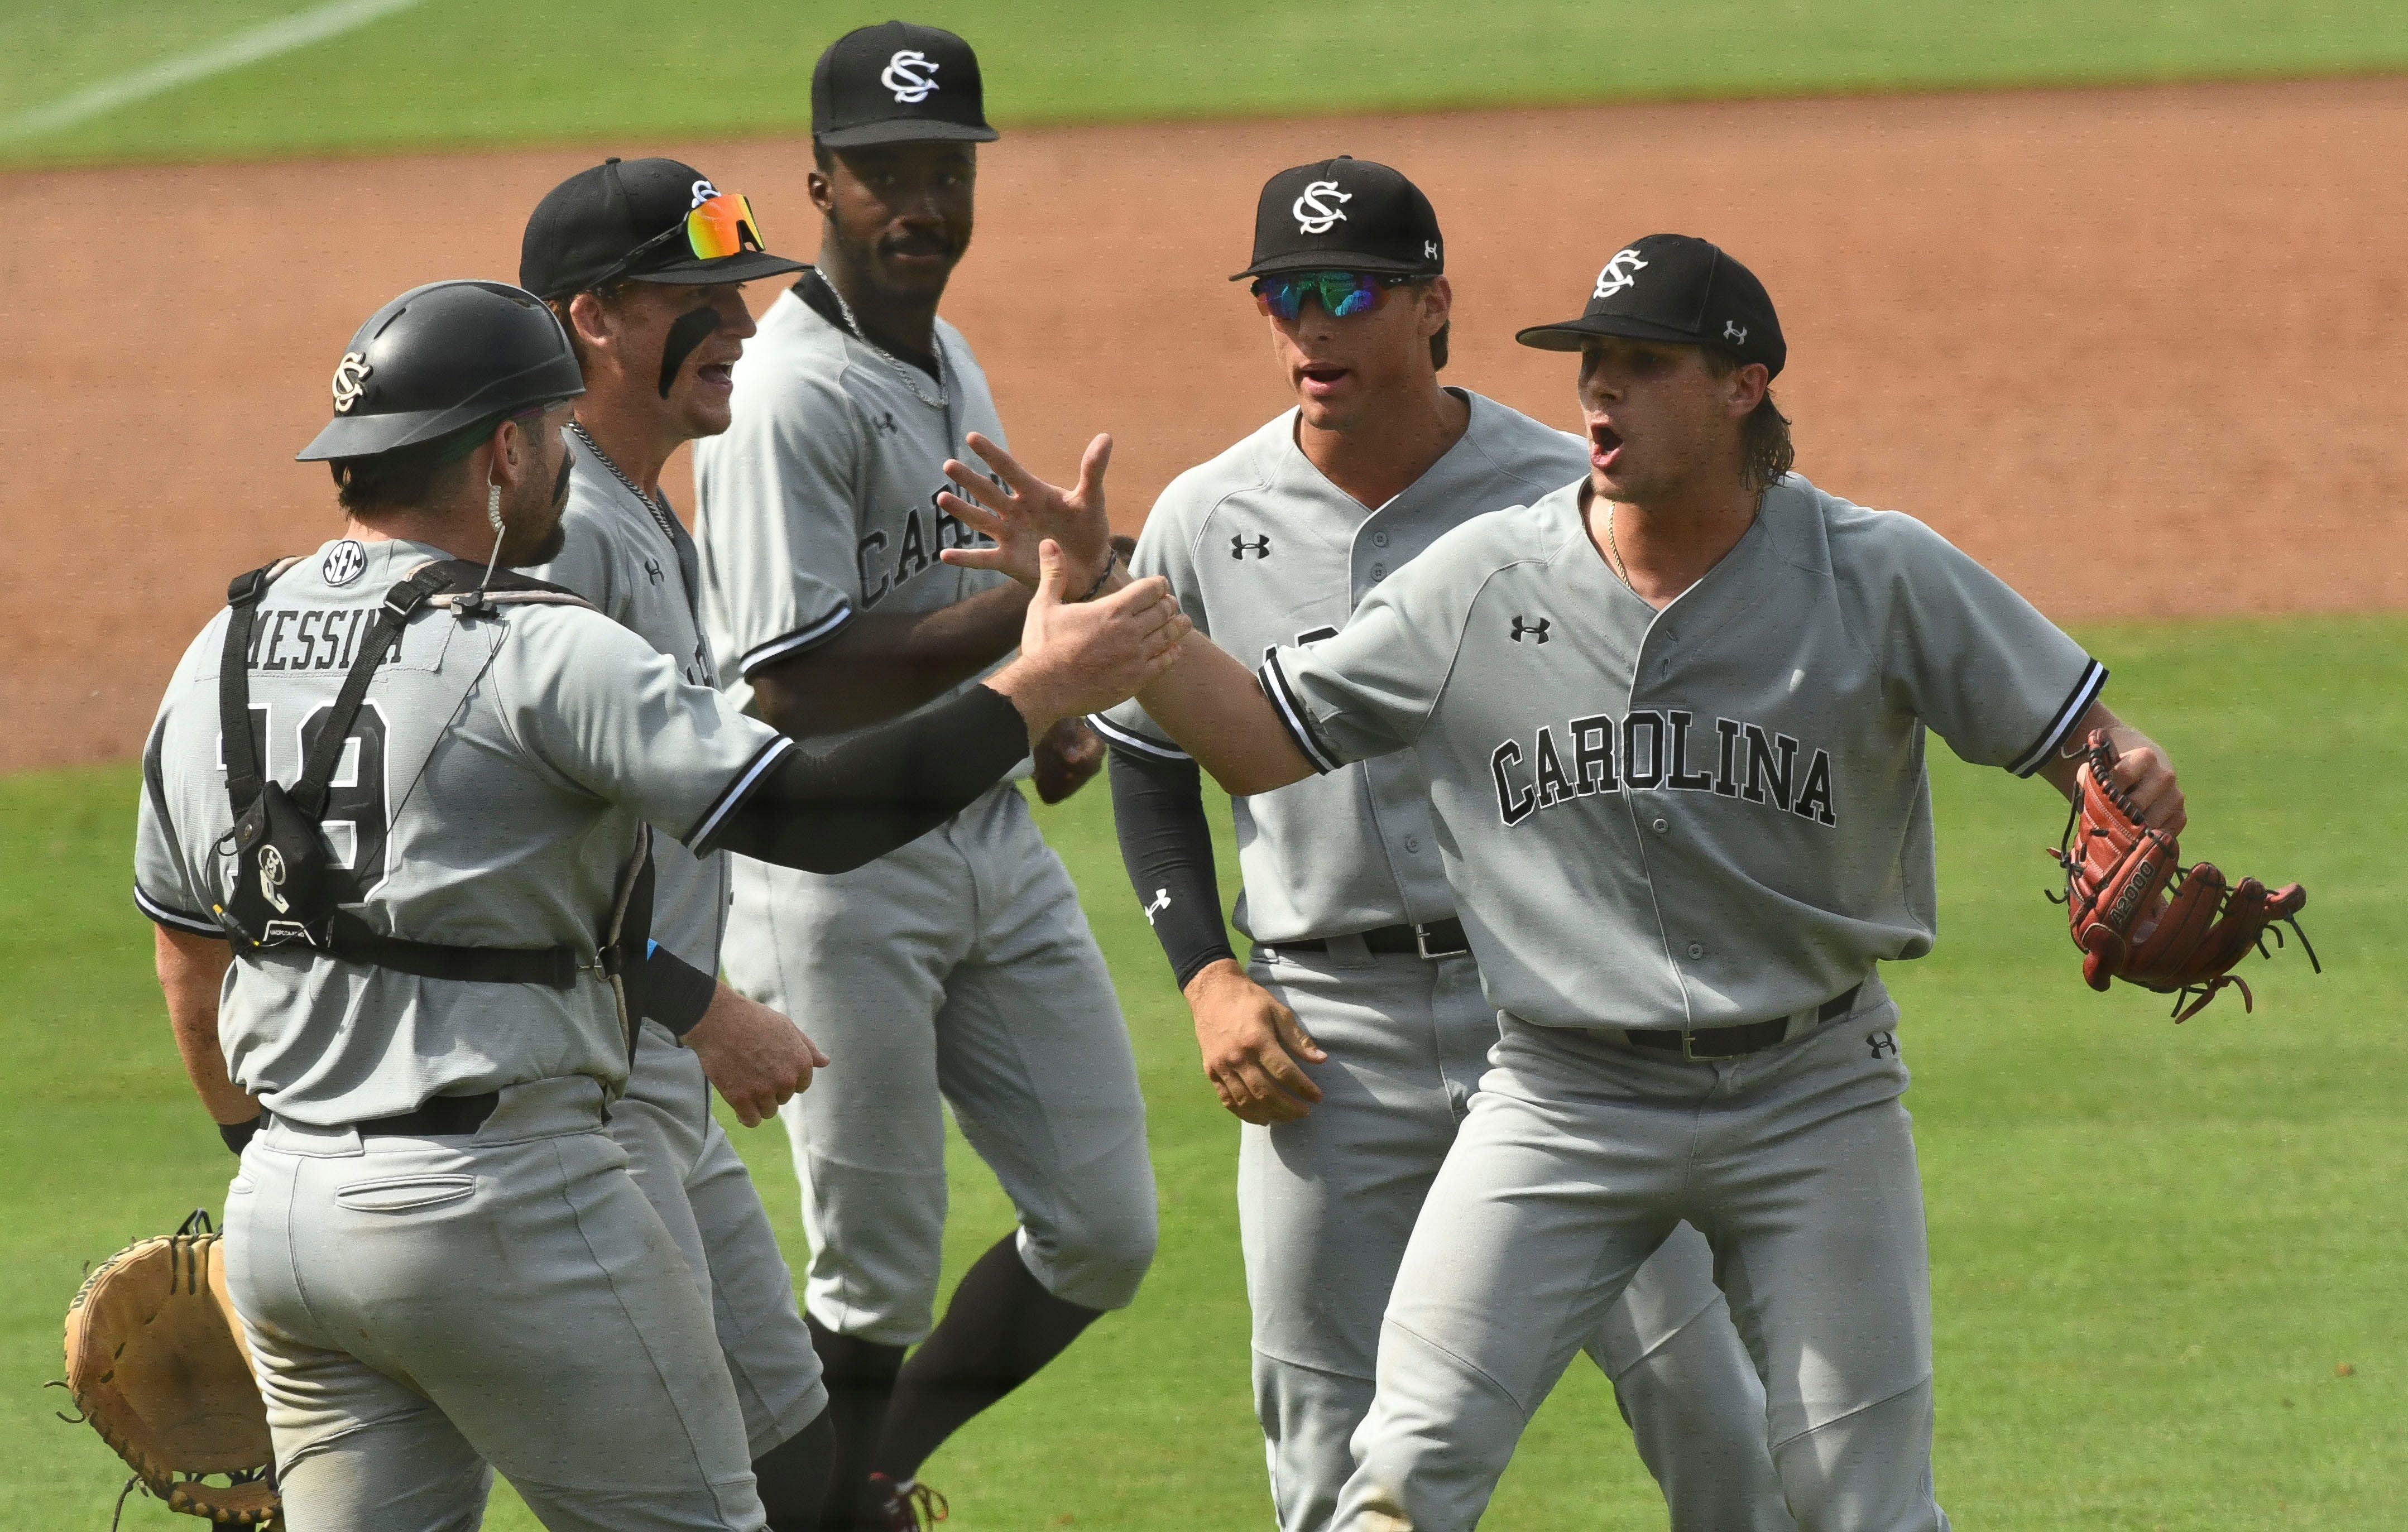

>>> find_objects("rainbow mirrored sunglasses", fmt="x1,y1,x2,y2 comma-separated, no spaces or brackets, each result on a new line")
602,192,768,284
1250,270,1419,321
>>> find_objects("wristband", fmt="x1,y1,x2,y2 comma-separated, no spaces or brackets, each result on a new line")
1075,550,1120,603
219,1115,262,1156
639,941,719,1038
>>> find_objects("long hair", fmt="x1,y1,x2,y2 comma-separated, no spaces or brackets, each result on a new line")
1703,349,1795,492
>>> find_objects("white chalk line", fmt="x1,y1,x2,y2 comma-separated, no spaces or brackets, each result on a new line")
2,0,429,142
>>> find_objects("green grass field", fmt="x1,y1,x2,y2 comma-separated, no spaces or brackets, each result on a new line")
3,612,2400,1528
6,0,2408,166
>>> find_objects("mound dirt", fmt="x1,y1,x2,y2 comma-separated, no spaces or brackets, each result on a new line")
2,78,2402,772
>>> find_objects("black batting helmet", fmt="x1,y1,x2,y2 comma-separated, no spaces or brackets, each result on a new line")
296,280,584,462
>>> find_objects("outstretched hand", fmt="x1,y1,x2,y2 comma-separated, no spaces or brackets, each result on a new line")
937,431,1122,595
987,539,1189,737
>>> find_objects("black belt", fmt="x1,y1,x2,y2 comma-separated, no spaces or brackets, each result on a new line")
1260,918,1471,961
351,1092,501,1137
1623,984,1863,1062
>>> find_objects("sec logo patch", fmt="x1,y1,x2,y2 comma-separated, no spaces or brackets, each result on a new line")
322,539,366,587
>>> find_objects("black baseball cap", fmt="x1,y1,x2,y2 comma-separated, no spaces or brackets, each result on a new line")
520,157,805,302
1515,234,1785,378
1232,156,1443,281
812,21,999,148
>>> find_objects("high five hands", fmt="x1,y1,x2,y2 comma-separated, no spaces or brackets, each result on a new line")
938,431,1126,598
985,539,1190,742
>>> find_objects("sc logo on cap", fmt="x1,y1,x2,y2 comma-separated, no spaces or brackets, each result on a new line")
1593,248,1649,300
882,50,940,103
1292,180,1352,235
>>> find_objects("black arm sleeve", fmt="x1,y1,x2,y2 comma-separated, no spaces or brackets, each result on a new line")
631,943,719,1038
702,684,1030,873
1107,743,1236,989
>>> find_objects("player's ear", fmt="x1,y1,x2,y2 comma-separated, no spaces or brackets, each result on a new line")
566,291,615,356
1725,360,1770,417
489,417,525,484
1419,276,1452,336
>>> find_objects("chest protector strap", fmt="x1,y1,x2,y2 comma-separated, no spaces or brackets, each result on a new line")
212,557,629,992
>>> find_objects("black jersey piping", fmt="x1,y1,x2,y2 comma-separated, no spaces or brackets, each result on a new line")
2008,659,2107,778
687,734,799,851
1087,711,1190,761
738,606,855,676
1258,652,1341,775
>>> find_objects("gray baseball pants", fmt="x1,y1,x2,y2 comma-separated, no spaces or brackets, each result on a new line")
615,1021,829,1455
1247,943,1792,1532
725,782,1157,1345
224,1075,768,1532
1333,978,1950,1532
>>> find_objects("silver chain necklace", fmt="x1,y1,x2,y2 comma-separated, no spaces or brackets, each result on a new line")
567,420,679,543
821,273,947,411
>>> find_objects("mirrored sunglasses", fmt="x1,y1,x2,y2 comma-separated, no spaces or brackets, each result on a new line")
1250,270,1418,321
604,192,768,284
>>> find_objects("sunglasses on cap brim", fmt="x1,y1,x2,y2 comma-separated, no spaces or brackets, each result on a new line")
1250,271,1420,321
601,192,769,285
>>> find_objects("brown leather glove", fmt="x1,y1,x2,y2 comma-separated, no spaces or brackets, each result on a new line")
2051,730,2318,1021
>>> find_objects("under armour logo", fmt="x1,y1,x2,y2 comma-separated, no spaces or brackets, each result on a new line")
690,177,721,209
258,845,290,914
874,411,900,437
1231,534,1272,560
644,558,665,586
1424,239,1440,260
1292,180,1352,234
1592,247,1649,300
1142,889,1172,925
881,49,940,103
1867,1030,1898,1059
1510,616,1550,643
330,351,372,413
1723,320,1748,344
321,539,366,587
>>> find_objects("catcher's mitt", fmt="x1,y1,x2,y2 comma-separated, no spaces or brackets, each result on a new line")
2049,730,2318,1021
59,1211,279,1526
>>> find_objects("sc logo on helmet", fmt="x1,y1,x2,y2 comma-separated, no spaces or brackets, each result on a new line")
330,352,373,414
882,50,940,103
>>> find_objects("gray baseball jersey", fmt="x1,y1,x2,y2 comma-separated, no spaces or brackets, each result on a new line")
695,284,1155,1346
1261,473,2104,1031
133,534,795,1125
526,446,830,1458
524,450,726,972
693,286,1012,720
1092,391,1588,943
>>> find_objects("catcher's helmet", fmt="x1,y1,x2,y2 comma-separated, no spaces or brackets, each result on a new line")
296,280,584,462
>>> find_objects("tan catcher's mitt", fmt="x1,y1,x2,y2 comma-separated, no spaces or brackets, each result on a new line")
2049,729,2319,1021
59,1211,279,1526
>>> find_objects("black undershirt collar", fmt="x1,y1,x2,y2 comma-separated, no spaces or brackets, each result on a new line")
793,267,941,382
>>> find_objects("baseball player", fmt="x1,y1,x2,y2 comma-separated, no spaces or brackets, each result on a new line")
515,157,835,1526
1081,160,1790,1531
135,277,1185,1531
951,235,2188,1531
692,23,1150,1529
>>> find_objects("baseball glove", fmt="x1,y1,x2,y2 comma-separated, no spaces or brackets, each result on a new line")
2049,729,2317,1021
59,1211,279,1526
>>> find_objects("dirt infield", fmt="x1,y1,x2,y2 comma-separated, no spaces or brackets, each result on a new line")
3,78,2402,773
